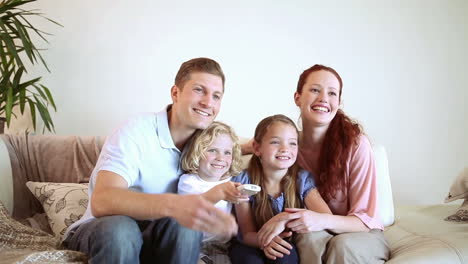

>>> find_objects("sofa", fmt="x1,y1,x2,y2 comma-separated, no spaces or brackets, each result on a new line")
0,133,467,263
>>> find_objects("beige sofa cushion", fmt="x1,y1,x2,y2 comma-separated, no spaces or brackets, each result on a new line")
385,204,468,263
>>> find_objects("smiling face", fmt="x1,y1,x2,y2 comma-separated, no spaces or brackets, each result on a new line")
253,121,299,173
171,72,224,132
198,133,234,182
294,70,341,128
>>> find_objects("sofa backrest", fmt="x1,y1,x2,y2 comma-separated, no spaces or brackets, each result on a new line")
0,134,105,219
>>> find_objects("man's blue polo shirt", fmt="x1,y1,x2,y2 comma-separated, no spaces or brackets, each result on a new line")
65,106,184,237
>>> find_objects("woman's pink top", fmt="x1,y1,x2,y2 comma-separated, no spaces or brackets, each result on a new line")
297,135,383,230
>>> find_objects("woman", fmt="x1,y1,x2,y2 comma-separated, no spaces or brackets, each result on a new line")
251,65,390,263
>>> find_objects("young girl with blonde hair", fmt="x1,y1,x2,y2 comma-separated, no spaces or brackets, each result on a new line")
178,121,248,264
230,114,331,264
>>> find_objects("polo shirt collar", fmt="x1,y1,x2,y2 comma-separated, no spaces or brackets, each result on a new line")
156,105,177,150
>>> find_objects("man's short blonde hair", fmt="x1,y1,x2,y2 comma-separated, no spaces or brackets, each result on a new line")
181,121,242,178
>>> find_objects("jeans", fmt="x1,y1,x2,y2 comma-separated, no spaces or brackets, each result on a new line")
64,215,202,264
229,240,299,264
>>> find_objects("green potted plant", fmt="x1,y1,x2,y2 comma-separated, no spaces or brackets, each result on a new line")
0,0,61,133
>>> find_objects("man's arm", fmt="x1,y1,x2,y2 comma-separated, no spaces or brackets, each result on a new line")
92,170,238,236
240,139,254,155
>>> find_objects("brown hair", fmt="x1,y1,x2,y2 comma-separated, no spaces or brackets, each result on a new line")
175,57,225,89
248,114,302,229
296,65,362,202
181,121,242,178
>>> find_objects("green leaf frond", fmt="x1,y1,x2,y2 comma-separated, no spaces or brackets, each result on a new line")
0,0,60,132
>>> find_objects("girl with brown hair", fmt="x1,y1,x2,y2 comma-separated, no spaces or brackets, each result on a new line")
230,114,331,264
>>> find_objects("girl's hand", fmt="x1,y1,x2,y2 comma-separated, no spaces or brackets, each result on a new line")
283,208,328,233
263,234,293,260
215,182,249,204
258,212,298,247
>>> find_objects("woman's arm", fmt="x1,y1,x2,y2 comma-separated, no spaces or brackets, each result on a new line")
342,135,383,230
274,188,368,234
282,187,371,233
304,188,332,214
257,188,332,246
283,208,369,233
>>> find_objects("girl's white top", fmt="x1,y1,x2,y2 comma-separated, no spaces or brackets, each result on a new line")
178,173,233,242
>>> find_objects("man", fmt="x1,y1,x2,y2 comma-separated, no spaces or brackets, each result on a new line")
64,58,237,263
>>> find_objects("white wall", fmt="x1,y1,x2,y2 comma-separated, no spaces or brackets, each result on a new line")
12,0,468,205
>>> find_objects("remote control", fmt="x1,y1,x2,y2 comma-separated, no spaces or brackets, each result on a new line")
237,184,261,196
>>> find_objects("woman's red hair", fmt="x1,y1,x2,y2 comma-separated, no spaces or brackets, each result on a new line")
297,65,362,202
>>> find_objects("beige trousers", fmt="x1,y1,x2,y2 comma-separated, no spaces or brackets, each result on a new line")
296,229,390,264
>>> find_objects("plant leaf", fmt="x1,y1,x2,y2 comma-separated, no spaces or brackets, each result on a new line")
35,48,50,72
18,13,49,42
41,84,56,110
5,84,13,126
11,66,26,113
33,95,50,131
33,94,54,132
1,0,59,132
33,83,47,99
19,83,26,114
11,15,35,64
0,67,14,94
0,19,24,67
0,1,34,14
11,65,23,89
0,47,15,74
18,75,40,90
26,97,36,130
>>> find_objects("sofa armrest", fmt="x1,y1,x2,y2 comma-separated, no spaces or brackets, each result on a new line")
0,136,13,215
373,144,395,227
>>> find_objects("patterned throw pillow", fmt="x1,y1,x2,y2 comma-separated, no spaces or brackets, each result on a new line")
26,182,89,238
